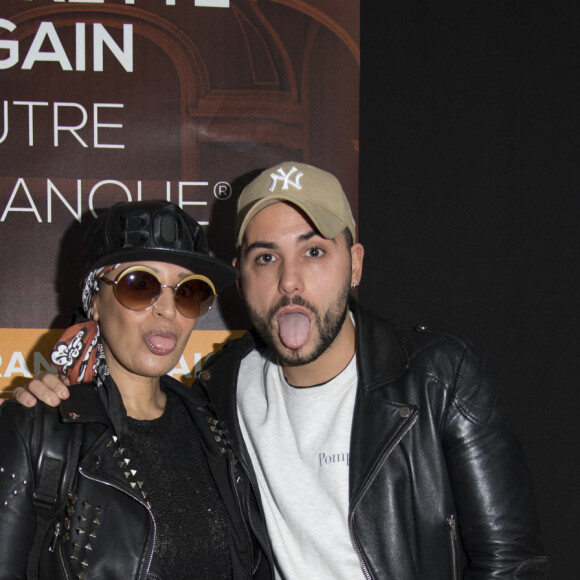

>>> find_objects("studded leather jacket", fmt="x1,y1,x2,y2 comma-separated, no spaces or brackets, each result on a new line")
0,375,273,580
198,298,548,579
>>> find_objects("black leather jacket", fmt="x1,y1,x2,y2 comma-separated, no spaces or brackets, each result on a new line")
0,375,272,580
198,298,548,579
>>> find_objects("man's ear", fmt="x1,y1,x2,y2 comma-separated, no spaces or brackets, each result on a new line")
232,256,244,299
350,242,364,287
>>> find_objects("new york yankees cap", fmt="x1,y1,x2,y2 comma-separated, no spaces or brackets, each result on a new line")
84,200,237,291
235,161,356,247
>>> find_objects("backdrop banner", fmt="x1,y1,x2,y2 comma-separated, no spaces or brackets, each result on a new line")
0,0,360,392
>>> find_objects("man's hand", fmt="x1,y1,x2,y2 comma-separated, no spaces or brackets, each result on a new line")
12,371,71,407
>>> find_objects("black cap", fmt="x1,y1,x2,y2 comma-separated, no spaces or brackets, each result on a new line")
83,200,237,292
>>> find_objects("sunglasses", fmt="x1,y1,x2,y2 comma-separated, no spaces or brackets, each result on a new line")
100,266,216,319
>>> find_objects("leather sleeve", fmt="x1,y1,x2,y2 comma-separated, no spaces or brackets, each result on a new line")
442,344,548,579
0,402,39,580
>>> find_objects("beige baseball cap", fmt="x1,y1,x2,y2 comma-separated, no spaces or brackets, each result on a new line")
235,161,356,247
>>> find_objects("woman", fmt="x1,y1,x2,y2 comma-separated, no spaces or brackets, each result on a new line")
0,201,272,579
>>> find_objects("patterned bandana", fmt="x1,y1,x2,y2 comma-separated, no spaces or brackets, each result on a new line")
50,265,115,384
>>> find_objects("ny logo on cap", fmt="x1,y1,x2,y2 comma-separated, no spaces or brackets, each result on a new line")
269,166,303,192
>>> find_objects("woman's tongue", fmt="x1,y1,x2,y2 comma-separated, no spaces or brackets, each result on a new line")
146,331,177,355
277,312,311,349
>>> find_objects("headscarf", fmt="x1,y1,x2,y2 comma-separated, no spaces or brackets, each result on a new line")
50,265,115,384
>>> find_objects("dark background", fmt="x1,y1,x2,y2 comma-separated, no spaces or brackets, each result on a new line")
359,3,579,577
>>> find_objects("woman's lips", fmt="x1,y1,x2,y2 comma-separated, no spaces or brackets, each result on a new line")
145,330,177,356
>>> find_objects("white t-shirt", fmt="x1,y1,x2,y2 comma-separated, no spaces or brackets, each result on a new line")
237,350,363,580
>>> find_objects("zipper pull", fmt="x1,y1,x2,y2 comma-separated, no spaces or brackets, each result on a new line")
447,514,457,539
49,521,62,552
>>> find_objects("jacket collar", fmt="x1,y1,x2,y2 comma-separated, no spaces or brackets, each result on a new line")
58,375,210,435
202,297,410,416
349,296,409,390
203,296,409,392
59,382,109,425
200,328,262,433
348,298,419,507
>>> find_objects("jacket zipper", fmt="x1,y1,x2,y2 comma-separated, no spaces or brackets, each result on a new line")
51,508,73,579
348,412,418,580
447,514,459,580
49,521,63,552
57,543,72,580
53,511,72,580
78,468,157,578
228,453,261,579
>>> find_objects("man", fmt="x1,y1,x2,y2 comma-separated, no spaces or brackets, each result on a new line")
15,162,547,579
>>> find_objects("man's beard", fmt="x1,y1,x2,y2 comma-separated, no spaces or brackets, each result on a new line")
247,281,351,367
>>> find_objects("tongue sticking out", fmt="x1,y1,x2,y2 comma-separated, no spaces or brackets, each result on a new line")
278,313,311,349
146,331,177,355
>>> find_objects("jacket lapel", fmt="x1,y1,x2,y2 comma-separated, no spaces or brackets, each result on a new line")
348,299,418,505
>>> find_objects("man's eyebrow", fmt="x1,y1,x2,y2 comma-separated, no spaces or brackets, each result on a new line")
298,230,317,243
243,230,336,256
297,230,336,243
243,241,277,258
298,230,337,245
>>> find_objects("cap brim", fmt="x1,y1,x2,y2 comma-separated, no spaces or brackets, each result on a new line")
236,196,348,247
